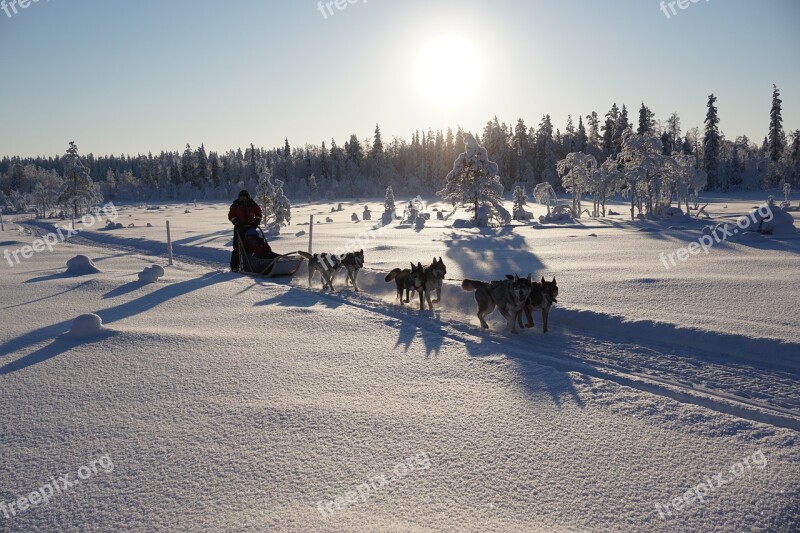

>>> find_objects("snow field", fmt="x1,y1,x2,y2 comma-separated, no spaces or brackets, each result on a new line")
1,192,797,531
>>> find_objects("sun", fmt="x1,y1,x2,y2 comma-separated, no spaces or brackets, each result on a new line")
416,35,482,108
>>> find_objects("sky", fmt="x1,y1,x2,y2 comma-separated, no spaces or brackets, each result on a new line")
0,0,798,158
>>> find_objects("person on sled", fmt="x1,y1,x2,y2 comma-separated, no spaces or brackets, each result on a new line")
243,228,277,260
228,190,262,272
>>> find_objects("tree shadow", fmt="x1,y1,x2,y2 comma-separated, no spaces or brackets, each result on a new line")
256,287,344,310
444,226,546,279
4,280,95,310
0,331,116,375
0,271,230,373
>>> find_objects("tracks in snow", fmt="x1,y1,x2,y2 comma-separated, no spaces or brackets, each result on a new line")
37,223,800,432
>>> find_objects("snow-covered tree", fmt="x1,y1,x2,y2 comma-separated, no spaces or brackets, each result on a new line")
673,154,707,214
384,185,396,213
557,152,597,217
308,173,318,201
438,133,509,226
26,165,62,217
512,185,528,221
768,84,785,163
587,157,624,217
58,141,102,221
273,179,291,227
619,129,679,219
255,160,276,224
255,159,290,230
703,94,721,189
533,182,558,217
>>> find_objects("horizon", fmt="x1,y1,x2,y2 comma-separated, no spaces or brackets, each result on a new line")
1,0,799,158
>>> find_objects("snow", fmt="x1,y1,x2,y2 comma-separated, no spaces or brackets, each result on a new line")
65,254,101,275
1,192,798,531
137,264,166,284
68,313,107,339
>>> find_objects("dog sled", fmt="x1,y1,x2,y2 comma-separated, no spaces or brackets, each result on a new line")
237,228,304,278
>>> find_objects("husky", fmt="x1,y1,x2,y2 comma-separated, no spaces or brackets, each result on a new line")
515,276,559,333
385,267,413,304
409,262,436,311
341,249,364,292
426,257,447,303
462,274,533,334
298,251,342,291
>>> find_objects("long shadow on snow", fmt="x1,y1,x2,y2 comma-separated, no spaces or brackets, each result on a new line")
0,271,229,373
385,301,582,406
443,226,546,279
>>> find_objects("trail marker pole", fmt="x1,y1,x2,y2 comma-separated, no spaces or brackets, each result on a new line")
166,220,174,266
308,215,314,254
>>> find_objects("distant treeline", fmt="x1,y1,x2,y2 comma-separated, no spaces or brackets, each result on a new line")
1,91,798,210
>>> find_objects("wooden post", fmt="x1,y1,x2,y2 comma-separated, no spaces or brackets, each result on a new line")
0,212,4,231
308,214,314,254
166,220,174,266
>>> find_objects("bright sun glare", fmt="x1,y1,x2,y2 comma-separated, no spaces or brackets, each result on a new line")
416,35,482,108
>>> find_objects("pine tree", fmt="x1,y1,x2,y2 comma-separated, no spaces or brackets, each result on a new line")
768,84,785,162
703,94,721,189
181,144,195,185
384,185,396,213
575,116,587,153
638,103,655,135
58,141,102,220
308,173,318,201
346,134,364,166
512,185,528,221
586,111,601,154
602,104,619,157
273,179,291,227
371,124,384,160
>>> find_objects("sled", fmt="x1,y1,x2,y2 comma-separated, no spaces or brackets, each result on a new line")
237,230,304,278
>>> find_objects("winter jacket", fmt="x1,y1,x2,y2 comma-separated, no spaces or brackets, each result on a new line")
228,199,263,227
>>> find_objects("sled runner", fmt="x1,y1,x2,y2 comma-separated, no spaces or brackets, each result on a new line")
237,228,304,278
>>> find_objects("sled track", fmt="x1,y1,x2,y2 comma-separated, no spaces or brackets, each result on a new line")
31,222,800,433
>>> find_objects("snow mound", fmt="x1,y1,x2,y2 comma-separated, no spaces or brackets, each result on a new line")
66,255,101,275
741,203,796,235
137,264,165,284
68,313,106,339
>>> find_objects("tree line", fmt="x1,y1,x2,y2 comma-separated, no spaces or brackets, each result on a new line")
1,86,797,216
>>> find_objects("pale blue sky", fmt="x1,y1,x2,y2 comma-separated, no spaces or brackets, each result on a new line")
0,0,798,157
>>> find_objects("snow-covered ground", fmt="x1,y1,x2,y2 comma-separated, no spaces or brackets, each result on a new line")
1,193,798,531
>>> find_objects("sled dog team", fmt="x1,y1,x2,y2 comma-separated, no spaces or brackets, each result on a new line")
298,251,559,334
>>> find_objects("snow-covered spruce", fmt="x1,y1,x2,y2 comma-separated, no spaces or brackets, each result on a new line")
255,160,291,234
438,134,509,226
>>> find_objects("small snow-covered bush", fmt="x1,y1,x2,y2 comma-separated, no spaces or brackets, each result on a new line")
137,264,165,284
742,201,796,235
69,313,105,339
539,205,575,224
66,255,101,275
